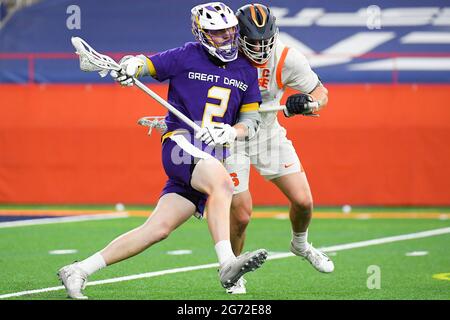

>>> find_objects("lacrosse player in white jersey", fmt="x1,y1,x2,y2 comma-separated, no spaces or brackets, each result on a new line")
224,3,334,294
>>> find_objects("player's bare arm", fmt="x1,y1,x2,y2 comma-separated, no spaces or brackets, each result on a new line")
309,83,329,111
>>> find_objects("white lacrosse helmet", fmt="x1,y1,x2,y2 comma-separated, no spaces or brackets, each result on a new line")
191,2,239,62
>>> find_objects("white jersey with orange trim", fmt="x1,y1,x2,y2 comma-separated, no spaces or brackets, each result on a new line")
225,39,320,194
257,38,320,126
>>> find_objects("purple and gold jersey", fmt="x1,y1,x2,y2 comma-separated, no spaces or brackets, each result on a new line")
148,42,261,135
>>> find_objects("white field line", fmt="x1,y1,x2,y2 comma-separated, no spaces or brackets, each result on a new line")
0,212,129,228
0,226,449,299
268,226,450,261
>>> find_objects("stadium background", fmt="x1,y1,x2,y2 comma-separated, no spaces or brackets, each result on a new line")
0,0,449,207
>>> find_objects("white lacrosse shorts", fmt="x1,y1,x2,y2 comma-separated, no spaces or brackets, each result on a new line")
224,121,303,194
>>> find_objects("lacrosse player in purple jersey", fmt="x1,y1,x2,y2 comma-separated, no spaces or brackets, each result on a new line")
57,2,268,299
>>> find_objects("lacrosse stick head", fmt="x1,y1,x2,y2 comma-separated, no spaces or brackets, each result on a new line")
137,116,168,136
71,37,121,77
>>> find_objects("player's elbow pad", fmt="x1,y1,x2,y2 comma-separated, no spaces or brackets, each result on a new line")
238,118,260,140
246,119,260,140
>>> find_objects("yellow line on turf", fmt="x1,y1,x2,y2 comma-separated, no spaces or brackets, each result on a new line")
432,273,450,281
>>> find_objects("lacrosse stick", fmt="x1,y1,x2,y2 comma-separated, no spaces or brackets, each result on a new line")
137,116,167,135
259,103,320,117
71,37,202,132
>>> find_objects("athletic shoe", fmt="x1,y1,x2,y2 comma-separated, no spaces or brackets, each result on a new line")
290,242,334,273
57,263,89,299
219,249,267,289
226,277,247,294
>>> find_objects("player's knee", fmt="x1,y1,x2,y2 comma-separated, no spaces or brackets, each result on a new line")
158,228,171,241
231,200,252,228
232,211,251,234
144,222,171,244
152,229,170,243
291,194,313,214
210,169,234,196
199,158,234,195
213,177,234,198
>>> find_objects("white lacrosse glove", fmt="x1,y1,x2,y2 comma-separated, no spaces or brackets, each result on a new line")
110,55,144,87
195,123,237,147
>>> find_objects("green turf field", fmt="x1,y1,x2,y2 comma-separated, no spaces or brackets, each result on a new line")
0,207,449,300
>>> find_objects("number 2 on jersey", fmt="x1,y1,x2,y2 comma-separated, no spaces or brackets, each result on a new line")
201,86,231,128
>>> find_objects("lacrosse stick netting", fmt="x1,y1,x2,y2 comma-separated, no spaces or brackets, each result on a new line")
137,116,168,135
71,37,201,133
72,37,121,76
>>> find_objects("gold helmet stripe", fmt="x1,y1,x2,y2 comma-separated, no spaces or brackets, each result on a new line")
250,4,267,27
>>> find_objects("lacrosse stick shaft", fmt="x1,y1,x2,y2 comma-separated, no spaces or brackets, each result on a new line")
71,37,201,133
133,79,201,132
259,102,319,113
259,105,286,113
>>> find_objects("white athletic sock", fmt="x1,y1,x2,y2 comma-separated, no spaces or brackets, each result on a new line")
292,230,309,253
76,252,107,276
215,240,236,266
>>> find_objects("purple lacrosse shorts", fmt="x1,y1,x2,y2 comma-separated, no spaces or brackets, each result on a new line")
160,132,230,217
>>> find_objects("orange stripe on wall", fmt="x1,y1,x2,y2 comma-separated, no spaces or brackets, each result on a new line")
0,83,450,205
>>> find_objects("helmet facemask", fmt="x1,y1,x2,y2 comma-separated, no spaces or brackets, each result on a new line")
194,24,240,62
239,28,278,65
191,3,240,62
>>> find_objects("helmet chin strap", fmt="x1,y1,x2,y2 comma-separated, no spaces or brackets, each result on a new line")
206,48,228,66
207,38,238,62
209,46,237,63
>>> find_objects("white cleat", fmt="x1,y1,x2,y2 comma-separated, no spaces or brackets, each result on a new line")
226,277,247,294
219,249,267,289
57,263,89,299
290,242,335,273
